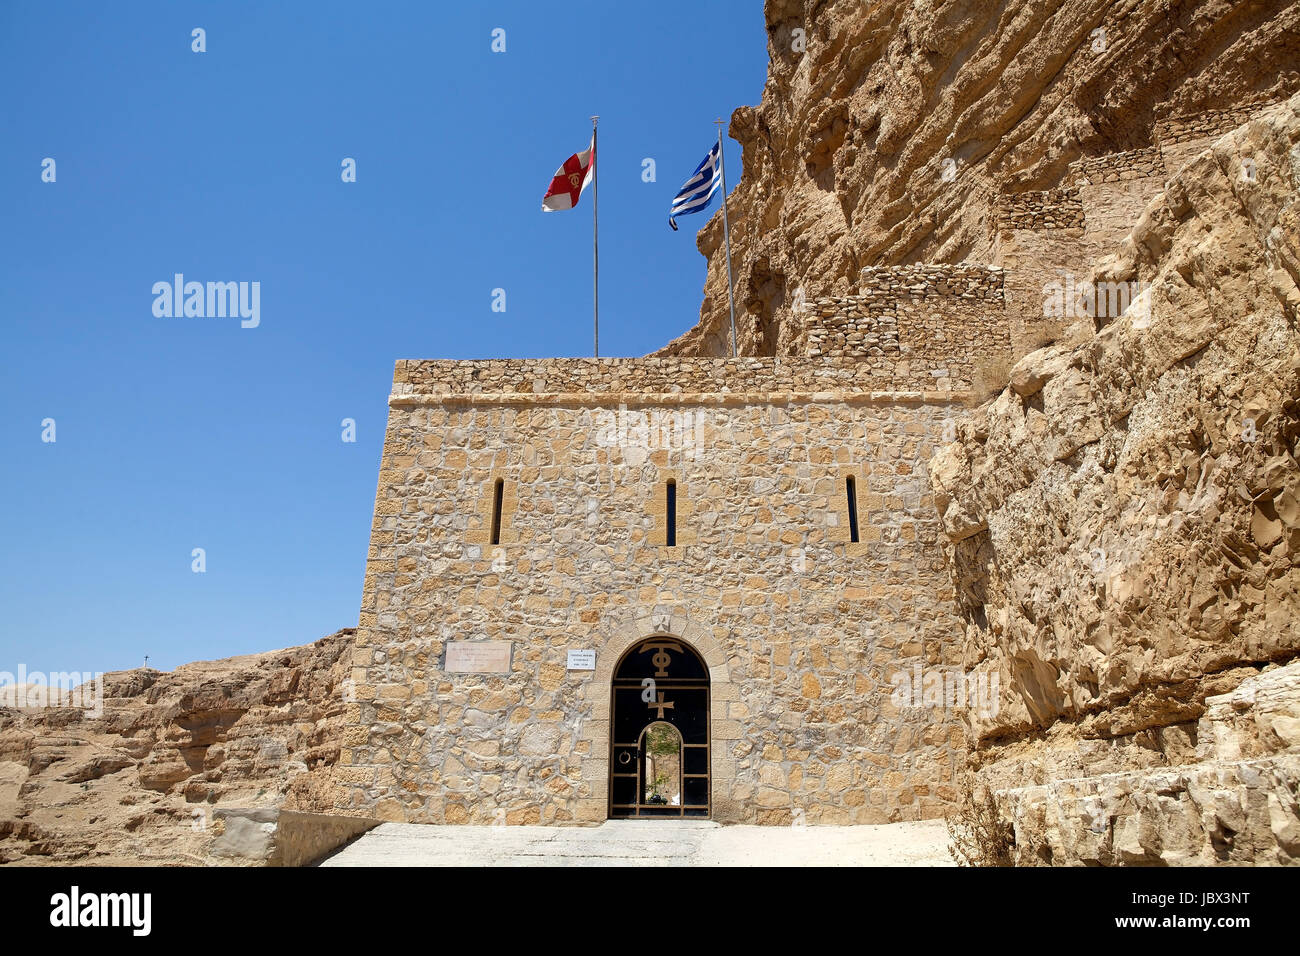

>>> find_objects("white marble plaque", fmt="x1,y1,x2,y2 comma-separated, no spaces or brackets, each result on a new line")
567,649,596,671
445,641,512,674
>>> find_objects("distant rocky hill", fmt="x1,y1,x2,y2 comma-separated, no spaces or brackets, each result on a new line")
0,632,349,865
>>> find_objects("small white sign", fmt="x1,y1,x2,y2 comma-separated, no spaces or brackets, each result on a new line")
567,650,596,671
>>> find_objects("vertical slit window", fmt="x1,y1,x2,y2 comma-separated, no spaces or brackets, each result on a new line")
490,479,504,546
846,476,860,544
666,480,677,547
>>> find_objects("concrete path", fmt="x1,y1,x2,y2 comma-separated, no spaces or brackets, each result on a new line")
319,819,955,866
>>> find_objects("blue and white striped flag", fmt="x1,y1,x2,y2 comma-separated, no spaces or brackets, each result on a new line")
669,142,722,231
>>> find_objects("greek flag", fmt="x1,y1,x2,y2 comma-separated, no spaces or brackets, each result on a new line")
669,142,722,231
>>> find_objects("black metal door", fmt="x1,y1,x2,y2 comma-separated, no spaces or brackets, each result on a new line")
609,638,710,818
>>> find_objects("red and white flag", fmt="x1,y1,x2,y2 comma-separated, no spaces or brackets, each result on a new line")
541,135,596,211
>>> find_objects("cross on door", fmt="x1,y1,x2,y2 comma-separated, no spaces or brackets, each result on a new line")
648,692,674,719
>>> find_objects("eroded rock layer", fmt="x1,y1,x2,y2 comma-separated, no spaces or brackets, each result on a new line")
930,96,1300,864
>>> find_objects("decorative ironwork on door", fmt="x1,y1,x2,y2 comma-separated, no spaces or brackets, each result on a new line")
609,637,710,818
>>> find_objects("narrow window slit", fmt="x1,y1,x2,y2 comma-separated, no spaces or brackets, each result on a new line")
666,480,677,547
490,479,504,546
846,476,860,544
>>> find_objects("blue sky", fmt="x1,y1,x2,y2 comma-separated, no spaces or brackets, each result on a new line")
0,2,768,673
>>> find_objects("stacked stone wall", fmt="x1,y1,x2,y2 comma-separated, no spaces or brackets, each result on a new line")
338,359,973,825
802,265,1010,390
996,188,1084,230
395,355,972,397
1157,100,1283,177
1069,146,1164,185
989,104,1283,361
804,295,899,359
1155,102,1280,146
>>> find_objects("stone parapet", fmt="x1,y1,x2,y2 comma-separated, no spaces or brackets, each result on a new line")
803,266,1007,374
395,355,987,397
1069,146,1164,185
857,263,1005,300
803,295,899,359
1156,101,1281,145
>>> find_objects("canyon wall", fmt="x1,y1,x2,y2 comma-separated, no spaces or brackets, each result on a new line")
658,0,1299,358
666,0,1300,863
931,96,1300,864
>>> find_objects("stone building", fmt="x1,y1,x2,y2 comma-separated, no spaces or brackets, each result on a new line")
335,101,1283,827
336,291,1013,825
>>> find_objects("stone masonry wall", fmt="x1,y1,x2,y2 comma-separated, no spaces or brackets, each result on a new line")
336,103,1287,833
803,265,1010,391
993,103,1282,363
996,188,1085,231
1155,102,1283,146
1157,100,1284,179
1069,146,1165,185
804,294,900,360
394,355,917,396
337,358,973,825
996,149,1165,358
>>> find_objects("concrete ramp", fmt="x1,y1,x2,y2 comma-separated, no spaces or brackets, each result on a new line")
318,819,954,867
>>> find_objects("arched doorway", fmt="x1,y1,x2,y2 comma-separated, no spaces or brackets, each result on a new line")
608,637,710,818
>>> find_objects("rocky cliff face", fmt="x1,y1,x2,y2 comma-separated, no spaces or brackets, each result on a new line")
658,0,1299,357
931,95,1300,864
656,0,1300,864
0,631,350,865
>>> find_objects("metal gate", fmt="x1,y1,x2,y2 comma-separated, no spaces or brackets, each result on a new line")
608,637,710,818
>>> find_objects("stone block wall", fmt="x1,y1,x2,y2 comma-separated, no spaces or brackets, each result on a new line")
994,148,1170,358
804,295,899,360
802,265,1010,390
1069,146,1164,185
337,358,973,825
991,103,1279,361
1155,102,1279,147
1157,100,1282,177
996,188,1085,231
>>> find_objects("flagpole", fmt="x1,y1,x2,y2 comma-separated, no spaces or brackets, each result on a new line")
592,115,599,358
715,119,738,358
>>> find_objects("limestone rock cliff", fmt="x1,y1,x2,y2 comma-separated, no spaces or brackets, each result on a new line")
658,0,1299,357
0,631,350,865
931,95,1300,864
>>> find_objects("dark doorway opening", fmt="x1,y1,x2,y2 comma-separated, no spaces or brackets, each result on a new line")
608,636,710,818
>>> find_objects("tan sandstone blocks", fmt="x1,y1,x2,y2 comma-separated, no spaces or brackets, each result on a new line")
336,356,970,825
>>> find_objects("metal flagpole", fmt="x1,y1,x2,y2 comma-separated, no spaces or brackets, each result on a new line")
715,119,738,358
591,115,599,358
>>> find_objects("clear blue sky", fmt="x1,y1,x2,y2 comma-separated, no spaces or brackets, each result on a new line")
0,1,767,673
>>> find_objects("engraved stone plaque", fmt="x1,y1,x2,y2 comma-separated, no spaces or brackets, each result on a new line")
445,641,512,674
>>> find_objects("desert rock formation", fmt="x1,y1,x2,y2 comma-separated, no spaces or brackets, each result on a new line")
659,0,1299,357
0,631,349,865
931,95,1300,864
